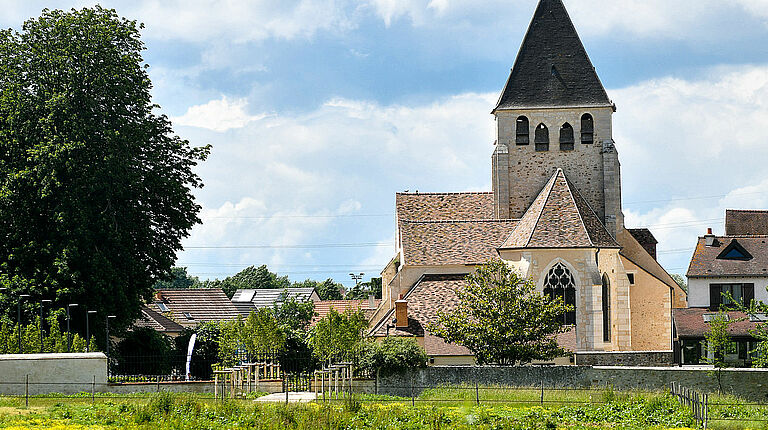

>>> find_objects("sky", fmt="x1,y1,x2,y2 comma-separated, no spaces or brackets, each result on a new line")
4,0,768,288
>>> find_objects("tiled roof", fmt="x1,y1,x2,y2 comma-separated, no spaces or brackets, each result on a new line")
617,228,680,292
231,288,318,315
396,192,494,222
674,308,758,338
133,307,184,334
726,210,768,236
149,289,240,328
628,228,658,246
501,169,619,249
495,0,611,110
401,219,518,265
687,236,768,277
311,300,380,325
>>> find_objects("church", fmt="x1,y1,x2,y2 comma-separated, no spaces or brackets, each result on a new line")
368,0,688,364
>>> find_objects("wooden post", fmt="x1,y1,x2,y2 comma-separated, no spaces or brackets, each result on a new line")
475,381,479,406
410,377,415,407
92,375,95,403
25,375,29,408
705,393,709,430
540,380,544,406
215,373,219,400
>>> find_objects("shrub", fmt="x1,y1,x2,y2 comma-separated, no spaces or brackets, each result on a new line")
355,337,428,377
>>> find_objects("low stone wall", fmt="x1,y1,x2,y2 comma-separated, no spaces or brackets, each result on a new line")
0,353,107,395
379,366,768,402
574,351,674,367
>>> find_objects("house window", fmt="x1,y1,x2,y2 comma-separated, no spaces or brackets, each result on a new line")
710,283,754,309
716,239,753,261
544,262,576,325
535,123,549,152
516,116,530,145
559,123,574,151
602,274,611,342
581,114,594,144
627,273,635,285
157,302,170,312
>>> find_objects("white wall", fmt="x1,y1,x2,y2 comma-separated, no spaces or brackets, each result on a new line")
0,353,107,395
687,276,768,308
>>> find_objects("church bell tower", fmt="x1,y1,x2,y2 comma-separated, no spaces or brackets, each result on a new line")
492,0,624,238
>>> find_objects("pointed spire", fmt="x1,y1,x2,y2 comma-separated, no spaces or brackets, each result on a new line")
495,0,612,111
500,169,619,249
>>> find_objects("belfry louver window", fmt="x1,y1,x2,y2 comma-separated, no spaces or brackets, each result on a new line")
581,114,594,144
560,123,574,151
535,123,549,152
516,116,529,145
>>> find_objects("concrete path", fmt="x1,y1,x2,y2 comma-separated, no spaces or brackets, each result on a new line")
255,392,317,403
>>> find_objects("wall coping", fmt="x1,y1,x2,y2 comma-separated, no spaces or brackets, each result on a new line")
0,353,106,361
575,350,673,355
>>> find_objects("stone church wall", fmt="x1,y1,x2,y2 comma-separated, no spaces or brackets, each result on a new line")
622,256,674,351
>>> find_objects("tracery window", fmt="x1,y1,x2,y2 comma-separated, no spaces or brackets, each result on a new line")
543,262,576,325
602,274,611,342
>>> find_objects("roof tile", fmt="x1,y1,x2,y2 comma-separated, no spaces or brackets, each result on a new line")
401,220,518,265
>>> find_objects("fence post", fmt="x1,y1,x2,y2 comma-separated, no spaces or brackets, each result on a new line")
540,380,544,406
156,376,160,392
375,369,379,396
91,375,95,403
410,377,415,407
285,377,289,405
475,381,479,406
25,374,29,408
705,393,709,430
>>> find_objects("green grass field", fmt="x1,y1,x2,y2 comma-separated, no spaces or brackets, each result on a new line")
0,387,762,429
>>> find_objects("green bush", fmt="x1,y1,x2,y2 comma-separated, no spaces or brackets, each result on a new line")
355,337,429,377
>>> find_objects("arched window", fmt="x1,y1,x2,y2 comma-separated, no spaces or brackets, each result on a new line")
516,116,529,145
581,114,594,144
534,123,549,152
559,123,574,151
543,262,576,325
602,274,611,342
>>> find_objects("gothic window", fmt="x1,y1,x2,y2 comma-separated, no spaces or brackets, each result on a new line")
581,114,594,144
602,274,611,342
543,262,576,325
516,116,530,145
559,123,574,151
535,123,549,152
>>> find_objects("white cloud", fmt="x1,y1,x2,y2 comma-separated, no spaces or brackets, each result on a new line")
174,97,268,132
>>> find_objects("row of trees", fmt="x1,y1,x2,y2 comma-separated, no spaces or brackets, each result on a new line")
154,265,382,300
0,315,94,354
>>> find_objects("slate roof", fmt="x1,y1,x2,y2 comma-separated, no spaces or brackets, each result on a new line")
495,0,612,111
231,288,318,315
149,289,240,328
674,308,759,338
726,210,768,236
311,300,380,326
500,169,619,249
400,219,518,265
134,306,184,334
687,236,768,278
628,228,658,246
396,192,494,222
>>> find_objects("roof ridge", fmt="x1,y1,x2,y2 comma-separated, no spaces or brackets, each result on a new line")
726,209,768,213
562,171,598,247
524,170,559,247
400,219,520,224
397,191,493,196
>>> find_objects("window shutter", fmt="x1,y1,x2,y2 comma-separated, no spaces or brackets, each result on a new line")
743,283,755,308
710,284,722,310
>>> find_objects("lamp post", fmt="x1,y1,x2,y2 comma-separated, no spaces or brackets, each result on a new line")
0,288,7,352
85,309,97,352
17,294,30,353
66,303,78,353
39,299,52,353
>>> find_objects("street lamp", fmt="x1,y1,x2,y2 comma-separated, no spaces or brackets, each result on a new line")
17,294,30,353
85,309,97,353
39,299,52,353
66,303,78,353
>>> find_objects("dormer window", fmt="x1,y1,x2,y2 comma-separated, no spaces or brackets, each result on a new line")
716,239,752,261
581,114,594,144
516,116,529,145
560,123,574,151
535,123,549,152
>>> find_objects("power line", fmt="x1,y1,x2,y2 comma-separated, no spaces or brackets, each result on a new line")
624,190,768,206
200,214,391,220
184,243,389,249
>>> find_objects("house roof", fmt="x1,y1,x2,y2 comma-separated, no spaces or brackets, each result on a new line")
687,236,768,277
396,192,494,222
628,228,658,246
231,288,318,315
500,169,619,249
674,308,759,338
725,210,768,236
311,300,380,325
495,0,611,111
617,228,681,292
134,306,184,334
400,219,518,265
149,289,240,328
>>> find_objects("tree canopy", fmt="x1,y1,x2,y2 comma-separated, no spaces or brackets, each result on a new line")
201,265,291,298
430,260,572,365
310,308,368,363
0,7,209,337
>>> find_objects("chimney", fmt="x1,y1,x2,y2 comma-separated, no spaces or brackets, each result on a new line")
705,228,716,246
395,294,408,328
368,294,375,309
154,291,163,301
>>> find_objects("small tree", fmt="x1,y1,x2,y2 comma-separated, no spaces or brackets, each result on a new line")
705,311,733,393
430,260,572,365
242,308,286,356
310,308,368,363
355,337,428,377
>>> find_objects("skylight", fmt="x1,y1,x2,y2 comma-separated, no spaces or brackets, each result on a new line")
157,302,170,312
183,312,194,320
703,314,729,322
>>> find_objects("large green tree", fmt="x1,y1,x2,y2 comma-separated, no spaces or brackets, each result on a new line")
430,260,572,365
202,265,291,298
0,8,209,338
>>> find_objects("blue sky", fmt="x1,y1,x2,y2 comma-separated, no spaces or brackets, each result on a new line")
5,0,768,287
